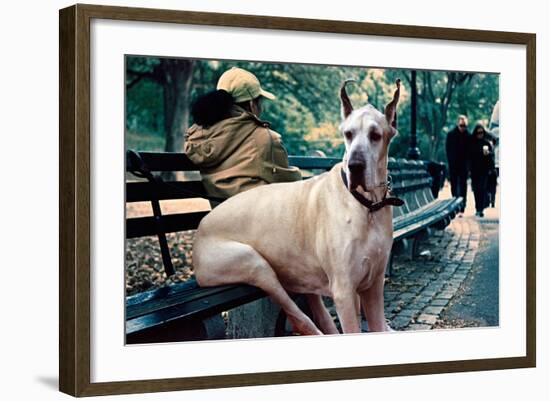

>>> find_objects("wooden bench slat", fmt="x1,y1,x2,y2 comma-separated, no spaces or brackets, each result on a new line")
127,281,251,319
393,198,462,240
390,171,431,180
392,179,432,195
393,198,455,229
126,211,208,238
287,156,341,170
126,181,208,202
132,153,344,173
129,152,198,172
126,280,199,307
126,284,265,335
394,212,452,241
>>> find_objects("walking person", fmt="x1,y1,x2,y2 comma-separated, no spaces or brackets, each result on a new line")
486,133,498,208
487,101,500,208
469,124,495,217
446,115,471,215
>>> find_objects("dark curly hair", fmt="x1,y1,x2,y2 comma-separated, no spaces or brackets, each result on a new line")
190,89,234,127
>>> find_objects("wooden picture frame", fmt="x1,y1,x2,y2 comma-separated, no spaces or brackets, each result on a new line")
59,3,536,397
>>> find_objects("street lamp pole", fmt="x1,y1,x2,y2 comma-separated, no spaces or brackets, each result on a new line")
407,70,421,160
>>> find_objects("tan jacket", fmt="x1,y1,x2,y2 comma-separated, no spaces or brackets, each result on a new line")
184,105,302,199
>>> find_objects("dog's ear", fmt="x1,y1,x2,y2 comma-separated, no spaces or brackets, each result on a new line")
340,80,355,119
384,79,401,136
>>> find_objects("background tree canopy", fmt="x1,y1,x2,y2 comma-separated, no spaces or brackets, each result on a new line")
126,56,499,163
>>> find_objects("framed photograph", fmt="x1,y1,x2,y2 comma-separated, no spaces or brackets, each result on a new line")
59,4,536,397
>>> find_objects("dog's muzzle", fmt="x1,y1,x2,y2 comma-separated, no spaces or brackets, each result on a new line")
346,160,366,191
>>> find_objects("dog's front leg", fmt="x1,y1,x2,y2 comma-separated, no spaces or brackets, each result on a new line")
332,281,361,333
359,271,390,332
306,294,339,335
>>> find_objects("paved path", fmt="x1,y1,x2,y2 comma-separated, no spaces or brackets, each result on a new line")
435,219,499,328
379,181,499,331
382,216,481,331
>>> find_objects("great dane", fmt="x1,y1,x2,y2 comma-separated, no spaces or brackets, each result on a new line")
193,79,402,335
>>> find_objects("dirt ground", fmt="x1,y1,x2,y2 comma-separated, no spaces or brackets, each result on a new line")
125,198,210,295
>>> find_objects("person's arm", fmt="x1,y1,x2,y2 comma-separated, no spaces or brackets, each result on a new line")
446,131,454,168
485,140,496,170
253,127,302,183
466,136,476,176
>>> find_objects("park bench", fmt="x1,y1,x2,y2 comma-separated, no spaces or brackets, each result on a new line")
125,151,462,344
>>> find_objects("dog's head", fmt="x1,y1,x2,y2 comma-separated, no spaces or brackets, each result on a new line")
340,79,401,194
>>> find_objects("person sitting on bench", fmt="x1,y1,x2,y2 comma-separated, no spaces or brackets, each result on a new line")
184,67,302,199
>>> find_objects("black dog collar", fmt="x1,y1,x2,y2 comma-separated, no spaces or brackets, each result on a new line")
340,168,405,212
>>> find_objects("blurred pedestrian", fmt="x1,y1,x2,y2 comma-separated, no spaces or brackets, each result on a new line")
488,101,500,208
469,124,495,217
446,115,470,215
486,133,498,208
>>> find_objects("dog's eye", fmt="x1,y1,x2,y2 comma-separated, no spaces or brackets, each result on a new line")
369,131,382,142
344,131,353,140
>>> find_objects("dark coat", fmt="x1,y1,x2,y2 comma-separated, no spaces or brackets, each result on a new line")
446,126,471,173
469,135,495,176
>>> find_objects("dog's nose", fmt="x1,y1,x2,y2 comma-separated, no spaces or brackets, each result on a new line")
348,160,365,174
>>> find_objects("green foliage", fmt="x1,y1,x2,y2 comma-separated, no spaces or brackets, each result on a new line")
126,56,164,139
450,73,500,128
126,56,499,164
126,79,164,137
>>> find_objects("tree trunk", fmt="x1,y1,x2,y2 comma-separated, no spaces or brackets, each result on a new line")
162,59,195,154
158,60,194,180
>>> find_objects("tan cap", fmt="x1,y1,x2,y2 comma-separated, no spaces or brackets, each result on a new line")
217,67,276,103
